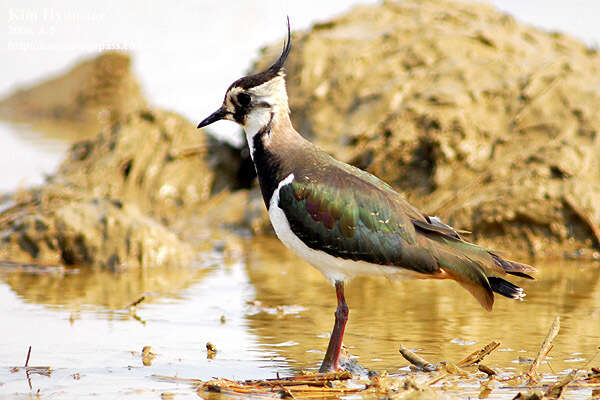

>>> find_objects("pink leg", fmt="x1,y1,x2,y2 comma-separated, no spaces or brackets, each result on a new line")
319,281,349,372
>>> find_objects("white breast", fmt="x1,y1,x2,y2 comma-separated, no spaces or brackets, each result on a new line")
268,174,424,284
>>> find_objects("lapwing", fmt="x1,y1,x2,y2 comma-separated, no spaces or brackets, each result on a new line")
197,19,535,373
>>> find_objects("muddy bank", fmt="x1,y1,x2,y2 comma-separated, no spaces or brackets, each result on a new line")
246,0,600,259
2,0,600,268
0,105,239,269
0,51,146,131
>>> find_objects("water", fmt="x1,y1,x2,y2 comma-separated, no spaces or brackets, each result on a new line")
1,235,599,398
0,259,280,398
245,239,600,373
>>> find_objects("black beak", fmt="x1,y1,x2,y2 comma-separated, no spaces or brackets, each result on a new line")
197,107,227,128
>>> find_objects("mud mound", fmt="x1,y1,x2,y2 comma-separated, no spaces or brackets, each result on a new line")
250,0,600,258
0,47,249,270
0,108,226,269
0,188,194,270
0,51,146,129
55,109,217,221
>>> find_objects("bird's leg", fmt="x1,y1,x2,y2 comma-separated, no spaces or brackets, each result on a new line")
319,280,349,372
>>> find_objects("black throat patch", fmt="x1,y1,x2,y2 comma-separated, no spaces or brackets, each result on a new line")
251,113,281,207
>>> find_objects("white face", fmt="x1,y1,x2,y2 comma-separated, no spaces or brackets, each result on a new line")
224,74,289,157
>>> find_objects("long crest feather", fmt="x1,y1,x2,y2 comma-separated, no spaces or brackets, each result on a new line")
232,16,292,90
268,16,292,76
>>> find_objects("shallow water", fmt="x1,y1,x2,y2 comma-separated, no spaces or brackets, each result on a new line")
1,234,599,399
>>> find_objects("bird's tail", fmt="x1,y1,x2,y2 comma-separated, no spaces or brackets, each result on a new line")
488,277,525,300
429,237,535,312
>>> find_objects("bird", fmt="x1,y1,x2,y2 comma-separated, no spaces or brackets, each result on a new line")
197,19,535,373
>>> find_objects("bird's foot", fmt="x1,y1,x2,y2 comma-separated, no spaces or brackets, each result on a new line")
320,348,377,377
338,353,376,377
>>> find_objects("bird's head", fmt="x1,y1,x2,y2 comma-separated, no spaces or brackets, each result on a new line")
197,18,292,140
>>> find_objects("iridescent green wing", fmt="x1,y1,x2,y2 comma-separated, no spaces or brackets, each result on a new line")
277,169,439,274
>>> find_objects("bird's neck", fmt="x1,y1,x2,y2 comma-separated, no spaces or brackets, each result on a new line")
244,106,305,158
245,108,308,207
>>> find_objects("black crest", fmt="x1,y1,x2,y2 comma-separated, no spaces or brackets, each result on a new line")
231,16,292,90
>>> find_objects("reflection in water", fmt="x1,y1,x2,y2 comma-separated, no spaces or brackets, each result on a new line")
244,236,600,374
0,256,279,398
1,264,209,311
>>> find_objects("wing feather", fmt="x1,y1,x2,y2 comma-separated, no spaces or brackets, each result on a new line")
278,167,438,274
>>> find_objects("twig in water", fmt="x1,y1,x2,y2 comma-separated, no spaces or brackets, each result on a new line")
457,341,501,368
25,346,33,390
478,364,497,376
528,316,560,382
398,344,436,372
127,296,147,325
25,346,31,367
545,371,577,399
127,295,146,309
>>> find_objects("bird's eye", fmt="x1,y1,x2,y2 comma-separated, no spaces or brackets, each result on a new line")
237,92,251,107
